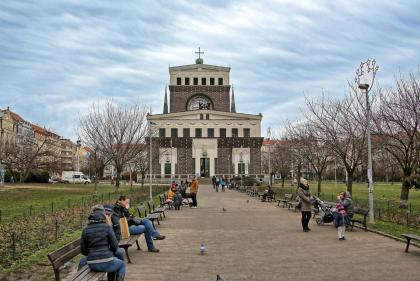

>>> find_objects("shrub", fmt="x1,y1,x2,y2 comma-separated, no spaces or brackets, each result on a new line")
242,176,257,186
25,170,50,183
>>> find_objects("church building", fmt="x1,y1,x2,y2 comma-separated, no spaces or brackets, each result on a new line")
147,50,263,178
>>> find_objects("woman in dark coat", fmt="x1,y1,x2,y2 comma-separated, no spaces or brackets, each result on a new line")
79,205,125,281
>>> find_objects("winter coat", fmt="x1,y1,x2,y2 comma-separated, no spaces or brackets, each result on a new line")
190,179,199,193
333,211,350,227
111,202,137,241
342,192,354,218
298,184,312,212
80,210,119,264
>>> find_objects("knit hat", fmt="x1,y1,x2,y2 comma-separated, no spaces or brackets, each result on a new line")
103,204,114,215
91,204,105,213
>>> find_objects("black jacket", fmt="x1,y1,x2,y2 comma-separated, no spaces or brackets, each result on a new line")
111,203,136,241
80,211,119,263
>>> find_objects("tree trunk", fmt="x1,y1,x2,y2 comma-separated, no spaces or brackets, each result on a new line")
115,168,121,189
141,171,145,189
346,172,353,195
281,176,285,188
399,176,411,209
317,173,322,196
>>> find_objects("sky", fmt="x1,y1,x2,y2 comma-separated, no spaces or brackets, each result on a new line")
1,0,420,141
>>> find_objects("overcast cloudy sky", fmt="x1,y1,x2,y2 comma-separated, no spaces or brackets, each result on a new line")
1,0,420,140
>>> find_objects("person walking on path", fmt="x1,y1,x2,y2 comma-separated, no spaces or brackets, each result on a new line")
79,205,126,281
298,178,312,232
189,176,199,208
212,175,217,191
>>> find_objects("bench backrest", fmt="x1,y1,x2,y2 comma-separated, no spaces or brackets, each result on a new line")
137,205,147,217
48,238,81,272
354,207,369,216
284,194,292,200
148,200,155,212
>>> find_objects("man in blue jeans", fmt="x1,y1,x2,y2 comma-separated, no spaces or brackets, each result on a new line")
109,196,165,253
79,205,125,281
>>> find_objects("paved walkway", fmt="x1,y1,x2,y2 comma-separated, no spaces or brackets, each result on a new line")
126,185,420,281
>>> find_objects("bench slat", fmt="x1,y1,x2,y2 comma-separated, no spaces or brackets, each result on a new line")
402,234,420,240
48,239,82,270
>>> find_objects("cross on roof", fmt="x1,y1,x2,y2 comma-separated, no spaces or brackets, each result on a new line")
195,47,204,59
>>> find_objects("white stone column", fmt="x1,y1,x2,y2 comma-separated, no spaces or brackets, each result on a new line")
210,158,215,176
195,158,200,176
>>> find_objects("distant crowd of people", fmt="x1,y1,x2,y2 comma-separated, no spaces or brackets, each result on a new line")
211,175,239,192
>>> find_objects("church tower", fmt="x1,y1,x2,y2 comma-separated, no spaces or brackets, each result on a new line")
147,48,263,178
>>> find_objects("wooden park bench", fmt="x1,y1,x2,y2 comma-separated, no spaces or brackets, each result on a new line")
277,193,293,208
137,205,161,227
288,197,301,212
117,217,141,264
148,199,167,219
47,238,106,281
259,191,276,202
402,234,420,252
349,207,369,231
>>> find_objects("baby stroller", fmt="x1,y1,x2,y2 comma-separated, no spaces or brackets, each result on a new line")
312,196,334,225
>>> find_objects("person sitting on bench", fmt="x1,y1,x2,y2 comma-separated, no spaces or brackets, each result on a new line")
111,196,165,253
78,205,126,281
261,185,274,202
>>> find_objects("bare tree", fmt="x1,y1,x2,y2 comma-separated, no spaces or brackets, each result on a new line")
287,121,330,195
270,140,293,188
305,88,368,195
79,102,149,189
3,134,59,182
374,73,420,208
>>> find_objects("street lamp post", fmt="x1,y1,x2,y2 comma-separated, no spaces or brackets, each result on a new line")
267,127,272,186
356,59,379,223
76,139,81,172
148,118,155,200
0,112,4,187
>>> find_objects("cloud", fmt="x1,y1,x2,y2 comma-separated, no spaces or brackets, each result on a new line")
1,0,420,140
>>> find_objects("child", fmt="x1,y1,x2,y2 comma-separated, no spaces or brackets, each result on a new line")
334,192,349,240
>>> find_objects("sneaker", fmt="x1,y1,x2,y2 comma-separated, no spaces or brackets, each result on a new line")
303,229,308,232
148,248,160,253
307,228,312,231
154,235,166,240
339,237,345,241
191,206,197,209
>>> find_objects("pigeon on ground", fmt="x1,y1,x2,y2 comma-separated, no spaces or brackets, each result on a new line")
222,208,227,212
216,274,224,281
200,243,205,255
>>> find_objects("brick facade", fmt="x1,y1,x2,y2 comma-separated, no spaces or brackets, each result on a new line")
169,85,231,113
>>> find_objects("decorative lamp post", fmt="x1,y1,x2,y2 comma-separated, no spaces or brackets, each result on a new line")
355,59,379,223
0,111,4,187
148,116,156,200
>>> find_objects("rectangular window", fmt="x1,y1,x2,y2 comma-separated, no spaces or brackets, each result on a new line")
220,128,226,138
200,114,204,120
185,77,190,85
232,128,238,138
193,77,198,85
206,114,210,120
202,77,206,85
218,77,223,85
207,128,214,138
244,128,251,138
183,128,190,138
177,77,182,85
171,128,178,138
159,128,166,137
195,128,202,138
210,77,215,85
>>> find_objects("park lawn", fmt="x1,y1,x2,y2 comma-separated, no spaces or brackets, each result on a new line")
273,180,420,211
0,183,151,223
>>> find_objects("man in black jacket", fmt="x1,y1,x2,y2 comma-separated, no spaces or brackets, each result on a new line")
111,196,165,253
79,205,125,281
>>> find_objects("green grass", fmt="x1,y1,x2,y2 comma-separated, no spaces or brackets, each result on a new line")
273,180,420,212
0,183,157,223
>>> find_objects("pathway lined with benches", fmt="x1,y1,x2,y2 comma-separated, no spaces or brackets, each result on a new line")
125,185,420,281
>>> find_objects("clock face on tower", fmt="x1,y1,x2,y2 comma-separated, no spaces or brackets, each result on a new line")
187,95,213,111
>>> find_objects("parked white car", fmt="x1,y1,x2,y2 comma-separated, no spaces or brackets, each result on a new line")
61,171,91,184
